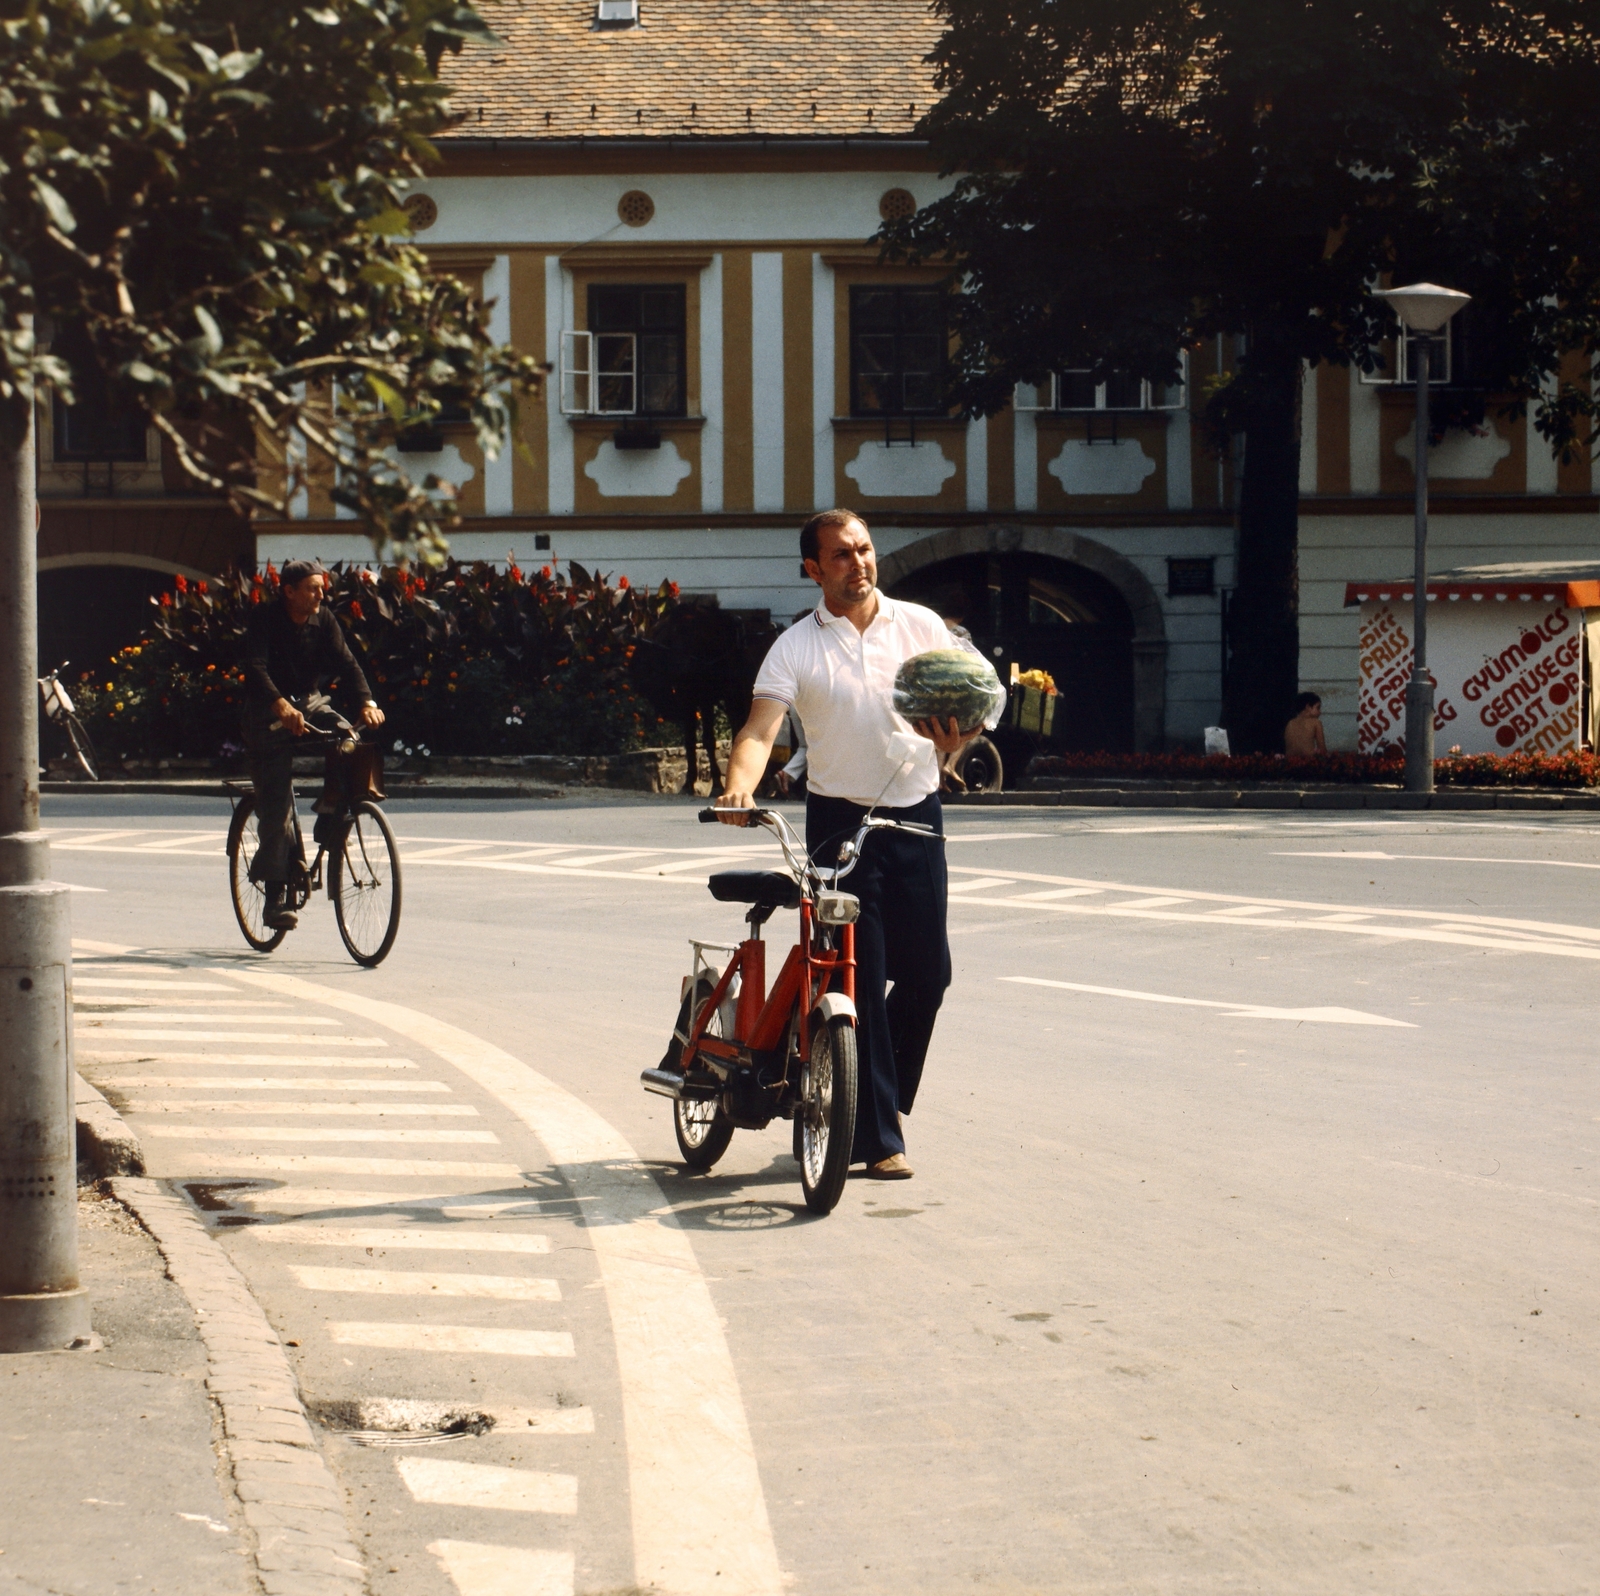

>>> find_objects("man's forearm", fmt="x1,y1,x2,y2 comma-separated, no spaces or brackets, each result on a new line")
724,729,774,798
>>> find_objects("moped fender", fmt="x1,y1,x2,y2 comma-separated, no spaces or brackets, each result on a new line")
811,992,857,1025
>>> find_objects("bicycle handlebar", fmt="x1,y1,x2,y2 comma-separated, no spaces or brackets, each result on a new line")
698,807,774,825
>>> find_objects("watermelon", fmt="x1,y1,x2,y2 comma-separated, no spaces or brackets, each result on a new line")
892,649,1007,734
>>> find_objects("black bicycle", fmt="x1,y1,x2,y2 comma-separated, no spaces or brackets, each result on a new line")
225,697,402,966
39,663,98,781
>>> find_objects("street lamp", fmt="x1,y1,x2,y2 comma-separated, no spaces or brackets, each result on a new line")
1373,282,1471,794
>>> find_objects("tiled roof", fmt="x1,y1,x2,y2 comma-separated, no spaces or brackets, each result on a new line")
440,0,943,142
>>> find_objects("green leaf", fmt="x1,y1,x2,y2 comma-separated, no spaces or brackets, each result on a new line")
366,373,407,419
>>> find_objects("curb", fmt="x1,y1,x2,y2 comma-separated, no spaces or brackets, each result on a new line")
43,778,568,801
946,786,1600,812
110,1177,367,1596
75,1075,145,1178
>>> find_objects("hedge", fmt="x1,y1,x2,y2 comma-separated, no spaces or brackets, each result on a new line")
1029,749,1600,788
72,560,677,761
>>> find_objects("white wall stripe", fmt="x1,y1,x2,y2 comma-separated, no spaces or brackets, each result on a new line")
1297,360,1318,496
812,253,835,508
700,253,724,513
965,415,987,512
750,252,785,510
1013,388,1039,511
1526,369,1560,494
1349,364,1381,495
481,254,514,514
545,256,575,515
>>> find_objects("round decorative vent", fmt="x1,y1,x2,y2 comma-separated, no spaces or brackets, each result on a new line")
879,187,916,222
403,193,438,232
618,190,655,228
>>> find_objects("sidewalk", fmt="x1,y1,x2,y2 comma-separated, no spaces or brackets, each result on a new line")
1,1105,364,1596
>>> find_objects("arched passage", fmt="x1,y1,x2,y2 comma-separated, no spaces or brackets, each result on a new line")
878,526,1167,752
35,555,208,678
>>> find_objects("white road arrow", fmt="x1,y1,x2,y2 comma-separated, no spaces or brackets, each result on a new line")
1001,976,1417,1027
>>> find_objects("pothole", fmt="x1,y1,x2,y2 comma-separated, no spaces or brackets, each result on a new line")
306,1398,496,1448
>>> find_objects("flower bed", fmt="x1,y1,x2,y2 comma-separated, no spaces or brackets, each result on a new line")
1028,749,1600,788
73,560,677,762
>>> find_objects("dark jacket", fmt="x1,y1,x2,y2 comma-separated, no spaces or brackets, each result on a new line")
242,602,372,713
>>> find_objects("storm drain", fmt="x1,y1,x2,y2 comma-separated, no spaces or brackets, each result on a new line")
307,1398,496,1448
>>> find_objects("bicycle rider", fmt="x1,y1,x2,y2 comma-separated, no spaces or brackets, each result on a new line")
241,560,384,930
717,509,993,1180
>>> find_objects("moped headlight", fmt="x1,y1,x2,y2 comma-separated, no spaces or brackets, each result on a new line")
814,891,860,926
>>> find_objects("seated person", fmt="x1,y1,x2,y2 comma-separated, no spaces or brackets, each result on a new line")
1284,691,1327,757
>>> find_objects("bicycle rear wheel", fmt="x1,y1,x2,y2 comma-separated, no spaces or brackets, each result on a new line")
64,714,98,781
797,1015,858,1215
227,795,287,953
331,801,402,966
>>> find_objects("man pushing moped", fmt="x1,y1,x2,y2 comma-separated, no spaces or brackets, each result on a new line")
711,509,1003,1181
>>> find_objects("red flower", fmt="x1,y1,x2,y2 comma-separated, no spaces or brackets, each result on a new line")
174,573,188,593
541,565,552,579
196,580,208,595
618,575,630,590
508,565,522,583
160,592,173,607
349,600,364,620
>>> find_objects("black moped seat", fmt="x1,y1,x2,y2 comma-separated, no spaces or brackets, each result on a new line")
708,870,801,909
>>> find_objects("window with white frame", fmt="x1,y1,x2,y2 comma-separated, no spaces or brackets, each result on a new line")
1360,324,1453,386
560,284,686,417
1014,352,1188,413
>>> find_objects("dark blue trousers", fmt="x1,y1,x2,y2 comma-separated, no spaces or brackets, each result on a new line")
806,792,950,1164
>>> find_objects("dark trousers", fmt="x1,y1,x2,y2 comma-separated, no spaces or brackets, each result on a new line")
242,711,300,884
806,792,950,1164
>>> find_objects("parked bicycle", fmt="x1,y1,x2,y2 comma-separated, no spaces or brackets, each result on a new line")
642,804,940,1215
225,694,402,966
38,663,98,781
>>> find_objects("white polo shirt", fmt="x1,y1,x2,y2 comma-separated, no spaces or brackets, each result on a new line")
751,595,960,806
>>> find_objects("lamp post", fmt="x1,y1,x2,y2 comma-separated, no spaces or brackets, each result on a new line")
1373,282,1471,793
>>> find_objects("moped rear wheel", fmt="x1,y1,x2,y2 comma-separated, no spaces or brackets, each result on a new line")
797,1015,857,1215
671,981,735,1171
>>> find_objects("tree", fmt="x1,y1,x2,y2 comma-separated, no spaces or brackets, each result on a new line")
888,0,1600,751
2,0,543,557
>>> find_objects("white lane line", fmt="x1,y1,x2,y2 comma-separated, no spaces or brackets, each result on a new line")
1313,913,1373,924
1366,1157,1600,1209
74,977,235,991
78,1030,389,1045
240,1189,549,1217
290,1266,560,1300
221,965,785,1596
1001,976,1417,1027
50,830,143,847
1279,850,1600,870
943,832,1051,842
110,1077,449,1092
400,1457,576,1515
1205,905,1285,918
137,831,228,850
495,1407,594,1435
80,1052,417,1069
252,1229,549,1254
1107,895,1192,910
1009,887,1104,901
142,1125,498,1144
329,1323,574,1357
183,1157,525,1178
946,876,1017,894
76,1010,324,1024
123,1100,478,1117
399,843,499,860
428,1540,574,1596
644,855,751,875
537,850,659,869
74,997,297,1010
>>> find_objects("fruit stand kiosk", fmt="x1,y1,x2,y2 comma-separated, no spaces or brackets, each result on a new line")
1344,562,1600,756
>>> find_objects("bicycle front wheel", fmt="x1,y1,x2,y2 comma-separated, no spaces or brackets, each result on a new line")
797,1014,858,1215
331,801,401,966
227,795,286,953
64,715,99,781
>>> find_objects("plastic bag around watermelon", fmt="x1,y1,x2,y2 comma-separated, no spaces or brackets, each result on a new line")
891,649,1008,735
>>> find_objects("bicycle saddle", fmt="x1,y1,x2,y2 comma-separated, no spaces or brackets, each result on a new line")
708,870,802,909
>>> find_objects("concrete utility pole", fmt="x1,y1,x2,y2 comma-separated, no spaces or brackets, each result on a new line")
1373,283,1471,794
0,371,92,1354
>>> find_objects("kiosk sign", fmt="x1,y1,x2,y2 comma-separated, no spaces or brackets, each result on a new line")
1345,575,1600,758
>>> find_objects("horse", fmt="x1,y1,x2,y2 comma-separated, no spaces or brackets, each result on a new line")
631,599,778,795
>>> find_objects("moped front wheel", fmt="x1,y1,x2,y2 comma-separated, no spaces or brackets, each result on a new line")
670,981,734,1171
797,1015,858,1215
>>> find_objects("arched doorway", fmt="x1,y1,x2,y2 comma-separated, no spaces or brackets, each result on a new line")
36,558,197,678
889,551,1137,752
878,526,1167,752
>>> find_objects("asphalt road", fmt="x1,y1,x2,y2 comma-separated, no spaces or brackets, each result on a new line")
45,791,1600,1596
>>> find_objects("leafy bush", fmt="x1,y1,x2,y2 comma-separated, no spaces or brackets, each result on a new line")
73,560,678,761
1029,750,1600,788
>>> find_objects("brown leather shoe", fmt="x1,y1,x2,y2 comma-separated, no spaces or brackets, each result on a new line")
867,1154,914,1180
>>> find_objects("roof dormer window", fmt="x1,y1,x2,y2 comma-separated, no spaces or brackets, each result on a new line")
595,0,639,28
